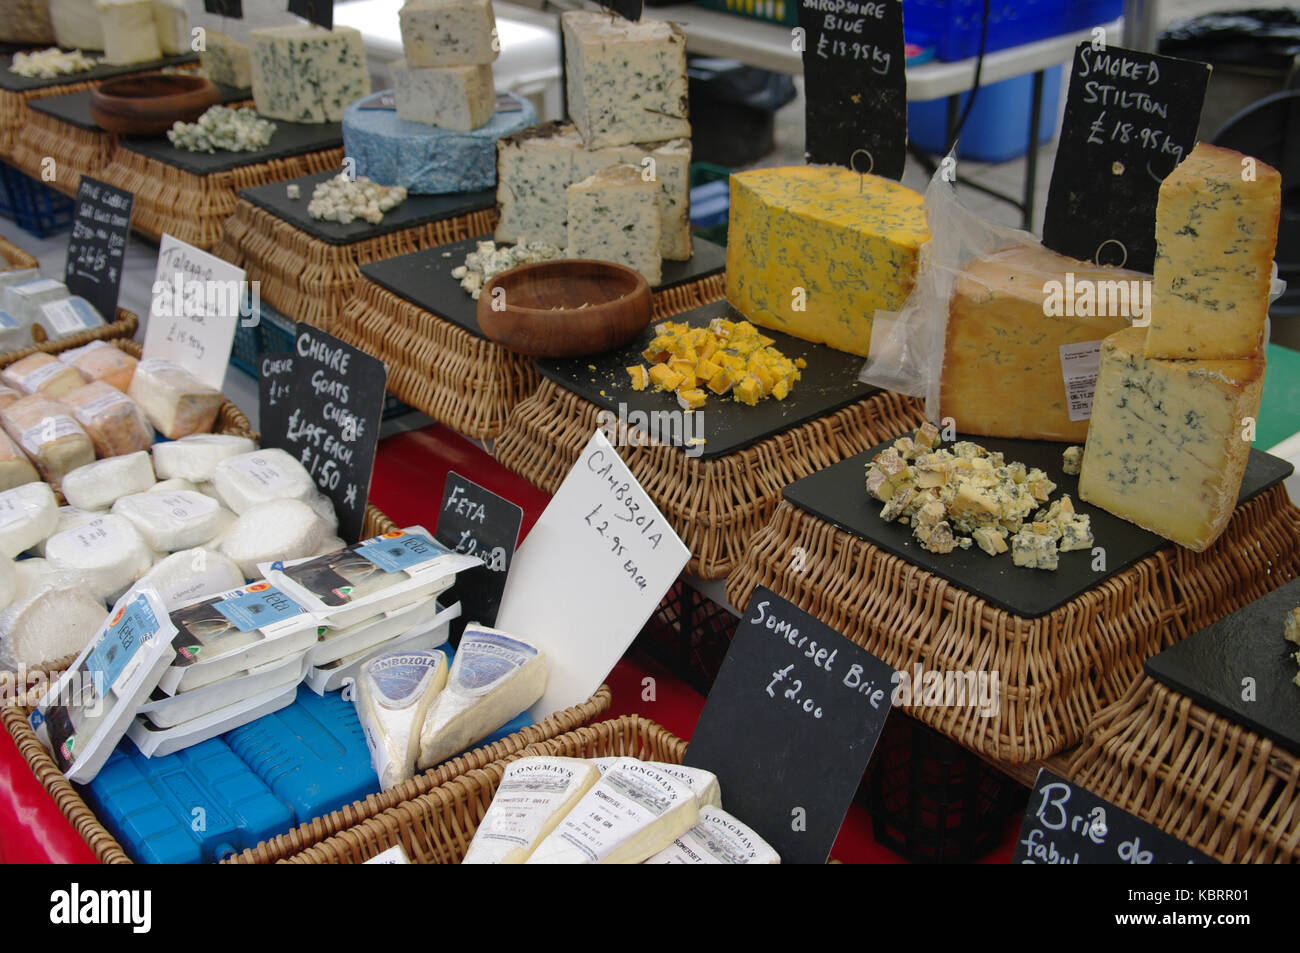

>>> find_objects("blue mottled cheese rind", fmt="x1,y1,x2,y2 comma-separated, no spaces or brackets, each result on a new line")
391,59,495,132
1146,143,1280,361
202,31,252,89
96,0,162,66
399,0,498,68
495,121,691,260
249,24,370,124
1079,326,1265,552
344,90,536,195
526,757,699,864
567,164,662,286
725,166,928,358
462,756,600,864
645,805,780,864
561,11,689,151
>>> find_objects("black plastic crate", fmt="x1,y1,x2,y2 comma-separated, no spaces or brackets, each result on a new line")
0,161,75,238
632,580,739,695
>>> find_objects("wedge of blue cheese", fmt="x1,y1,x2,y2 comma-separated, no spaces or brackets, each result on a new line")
356,649,449,791
462,756,600,864
391,59,495,132
201,31,252,89
399,0,498,68
567,164,662,285
249,24,370,123
644,805,780,864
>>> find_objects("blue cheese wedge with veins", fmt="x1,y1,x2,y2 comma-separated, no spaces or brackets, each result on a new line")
567,164,662,285
249,24,370,124
462,757,601,864
400,0,499,68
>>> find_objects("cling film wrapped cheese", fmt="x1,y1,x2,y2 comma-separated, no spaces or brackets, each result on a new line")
60,381,155,457
59,341,138,393
128,359,223,440
1,395,95,488
0,429,39,493
2,352,86,400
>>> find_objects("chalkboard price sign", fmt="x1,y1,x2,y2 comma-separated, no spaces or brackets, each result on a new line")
797,0,907,180
289,0,333,30
434,470,524,639
64,176,133,323
1015,770,1215,864
684,587,895,863
257,327,386,545
203,0,243,16
595,0,643,21
1042,43,1210,273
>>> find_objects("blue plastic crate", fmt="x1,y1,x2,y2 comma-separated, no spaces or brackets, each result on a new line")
0,161,74,238
903,0,1123,63
909,65,1062,163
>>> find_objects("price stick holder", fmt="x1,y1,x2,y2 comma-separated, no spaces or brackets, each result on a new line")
684,587,895,864
433,470,523,645
290,0,333,30
65,176,133,323
203,0,243,16
797,0,907,181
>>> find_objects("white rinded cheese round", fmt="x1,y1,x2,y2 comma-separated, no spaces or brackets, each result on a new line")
111,489,223,552
219,498,326,578
149,478,198,494
32,505,100,557
44,513,154,604
0,482,58,558
128,548,247,610
0,585,107,670
62,451,156,510
212,448,316,514
0,557,15,611
152,433,255,482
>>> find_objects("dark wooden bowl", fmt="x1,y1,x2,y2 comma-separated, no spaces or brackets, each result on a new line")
477,259,653,358
90,73,222,136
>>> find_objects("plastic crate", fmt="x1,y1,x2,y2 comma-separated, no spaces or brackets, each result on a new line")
908,65,1062,163
0,161,75,238
689,163,731,249
903,0,1123,63
632,580,740,695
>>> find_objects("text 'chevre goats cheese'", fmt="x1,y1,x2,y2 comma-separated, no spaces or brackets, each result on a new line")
462,756,600,864
526,757,699,864
644,805,780,864
356,648,449,791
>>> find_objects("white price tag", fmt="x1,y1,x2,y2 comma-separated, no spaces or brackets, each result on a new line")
1059,341,1102,423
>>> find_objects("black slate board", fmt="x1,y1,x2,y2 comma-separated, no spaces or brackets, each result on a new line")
359,234,728,338
1146,577,1300,756
0,52,198,93
540,299,881,461
239,170,495,246
117,120,343,176
28,84,252,133
783,436,1293,618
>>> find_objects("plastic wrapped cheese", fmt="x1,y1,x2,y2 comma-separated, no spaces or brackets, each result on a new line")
0,310,33,353
0,429,39,492
152,433,255,482
355,648,449,790
127,359,223,439
44,514,155,604
32,506,101,557
59,382,155,458
58,341,138,393
1,396,95,487
211,448,316,514
218,498,326,578
0,557,16,611
125,547,246,610
0,583,108,671
33,296,105,342
462,757,602,864
62,451,156,511
149,478,198,494
3,278,68,326
112,489,222,552
2,352,86,399
0,385,20,409
0,482,58,557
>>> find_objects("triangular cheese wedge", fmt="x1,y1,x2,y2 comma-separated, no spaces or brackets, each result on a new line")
462,756,600,864
356,649,449,790
644,805,780,864
645,761,720,807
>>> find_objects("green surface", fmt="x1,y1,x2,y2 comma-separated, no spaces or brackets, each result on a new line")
1258,342,1300,450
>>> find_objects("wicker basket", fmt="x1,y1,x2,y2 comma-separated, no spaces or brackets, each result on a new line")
9,108,117,199
279,715,686,864
493,381,927,579
725,484,1300,765
211,198,498,334
0,231,38,270
1068,677,1300,863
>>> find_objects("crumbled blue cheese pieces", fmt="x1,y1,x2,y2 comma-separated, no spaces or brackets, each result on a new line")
306,173,407,225
1062,446,1083,475
167,106,276,153
8,48,101,78
451,238,564,299
864,423,1094,569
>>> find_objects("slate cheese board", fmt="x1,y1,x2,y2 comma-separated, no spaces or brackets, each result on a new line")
782,436,1294,618
0,52,198,93
239,169,495,246
118,120,343,175
359,234,728,338
1145,576,1300,756
28,84,251,132
538,298,881,461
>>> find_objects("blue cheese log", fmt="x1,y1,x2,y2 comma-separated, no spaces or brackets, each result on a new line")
399,0,499,68
249,24,370,124
343,90,536,195
567,164,662,285
392,59,495,133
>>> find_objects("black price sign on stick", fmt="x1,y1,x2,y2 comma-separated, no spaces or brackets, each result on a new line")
595,0,643,21
65,176,133,322
683,587,894,863
1042,43,1210,273
434,470,523,640
289,0,333,30
203,0,243,16
257,327,386,544
1015,770,1215,864
797,0,907,180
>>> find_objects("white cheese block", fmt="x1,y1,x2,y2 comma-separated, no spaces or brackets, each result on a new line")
127,359,223,440
111,489,222,552
211,448,316,514
646,762,720,807
0,558,16,611
152,433,255,482
201,31,251,88
34,297,104,342
416,624,546,770
3,278,68,327
644,805,780,864
0,396,94,488
399,0,498,68
463,756,601,864
249,24,370,124
32,506,98,558
0,482,58,558
567,164,662,285
153,0,188,55
0,269,40,293
356,648,450,790
218,498,326,578
562,12,689,150
51,0,106,49
392,60,495,132
0,429,39,493
44,514,154,604
62,451,156,511
126,547,245,610
96,0,162,65
526,757,699,864
0,310,32,353
0,584,108,670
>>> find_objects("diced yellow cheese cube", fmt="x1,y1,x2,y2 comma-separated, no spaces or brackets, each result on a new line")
676,387,706,411
626,365,649,391
734,375,762,406
648,364,683,392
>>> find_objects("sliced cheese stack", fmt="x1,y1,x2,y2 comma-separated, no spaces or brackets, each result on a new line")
526,757,699,864
249,24,370,123
462,757,601,864
726,166,929,357
568,165,662,285
395,0,497,132
644,805,780,864
355,648,450,791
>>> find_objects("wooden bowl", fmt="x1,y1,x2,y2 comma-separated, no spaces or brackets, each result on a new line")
477,259,653,358
90,74,222,136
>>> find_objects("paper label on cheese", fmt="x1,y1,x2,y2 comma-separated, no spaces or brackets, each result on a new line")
151,493,211,524
451,630,538,694
169,582,311,667
225,454,297,493
546,762,690,863
77,388,133,418
211,584,305,632
60,518,129,557
364,845,410,864
12,278,63,297
469,760,591,853
19,414,81,456
84,592,161,696
0,494,31,530
42,299,93,334
1059,341,1102,423
650,806,776,864
19,360,70,393
366,651,445,709
355,531,452,574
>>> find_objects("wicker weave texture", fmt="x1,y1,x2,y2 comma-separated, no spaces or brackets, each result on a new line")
1068,677,1300,863
8,112,113,198
725,485,1300,764
0,233,39,270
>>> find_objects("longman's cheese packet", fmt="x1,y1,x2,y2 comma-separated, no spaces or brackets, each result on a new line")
462,756,601,865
